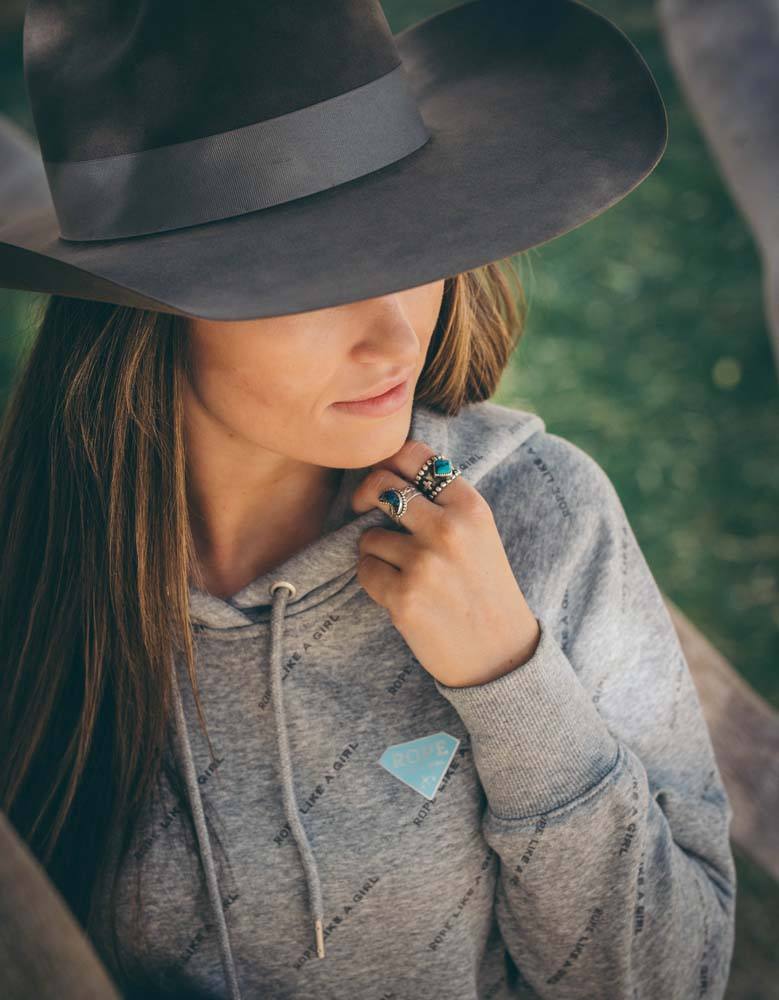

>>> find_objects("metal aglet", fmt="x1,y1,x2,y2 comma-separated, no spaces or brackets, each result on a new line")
314,917,326,958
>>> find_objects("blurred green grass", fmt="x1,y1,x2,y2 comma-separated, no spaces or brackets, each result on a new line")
2,2,778,997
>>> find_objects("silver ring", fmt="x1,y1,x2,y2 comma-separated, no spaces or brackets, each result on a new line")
415,453,462,499
377,485,424,521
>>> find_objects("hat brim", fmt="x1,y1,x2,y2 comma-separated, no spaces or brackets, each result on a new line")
0,0,667,322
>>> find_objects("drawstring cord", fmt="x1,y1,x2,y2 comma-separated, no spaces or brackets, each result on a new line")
167,576,327,1000
170,670,244,1000
269,579,327,959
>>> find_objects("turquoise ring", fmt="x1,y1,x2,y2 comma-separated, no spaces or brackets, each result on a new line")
378,485,423,521
414,453,462,499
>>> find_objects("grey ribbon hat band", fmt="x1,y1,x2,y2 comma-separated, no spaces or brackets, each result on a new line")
46,65,431,242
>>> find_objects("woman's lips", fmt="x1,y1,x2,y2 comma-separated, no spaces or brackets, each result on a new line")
331,378,410,417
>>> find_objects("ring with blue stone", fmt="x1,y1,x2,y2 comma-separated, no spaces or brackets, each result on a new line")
378,485,423,522
414,453,462,499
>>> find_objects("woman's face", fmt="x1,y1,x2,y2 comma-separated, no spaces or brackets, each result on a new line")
184,278,446,470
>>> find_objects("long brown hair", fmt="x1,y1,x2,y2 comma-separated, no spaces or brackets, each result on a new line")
0,258,531,989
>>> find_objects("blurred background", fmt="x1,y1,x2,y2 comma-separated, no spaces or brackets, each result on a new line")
1,1,777,997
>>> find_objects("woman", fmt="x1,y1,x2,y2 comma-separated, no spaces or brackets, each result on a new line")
0,2,735,998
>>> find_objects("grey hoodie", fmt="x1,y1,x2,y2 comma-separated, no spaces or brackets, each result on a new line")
91,398,736,1000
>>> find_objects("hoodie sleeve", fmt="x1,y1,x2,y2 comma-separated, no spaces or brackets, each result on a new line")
432,432,737,1000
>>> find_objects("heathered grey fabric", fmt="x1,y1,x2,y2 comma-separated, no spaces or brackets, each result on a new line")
91,398,736,1000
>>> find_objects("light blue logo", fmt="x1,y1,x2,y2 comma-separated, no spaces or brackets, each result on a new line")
378,731,460,800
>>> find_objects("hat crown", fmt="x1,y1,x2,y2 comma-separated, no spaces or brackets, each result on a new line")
23,0,402,164
21,0,431,241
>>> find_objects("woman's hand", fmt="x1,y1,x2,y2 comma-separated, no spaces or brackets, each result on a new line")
351,439,541,688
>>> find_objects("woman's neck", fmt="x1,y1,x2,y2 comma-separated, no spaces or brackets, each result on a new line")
188,466,344,600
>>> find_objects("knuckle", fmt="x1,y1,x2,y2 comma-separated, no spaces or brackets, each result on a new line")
437,512,466,549
411,547,440,584
462,488,492,519
408,441,437,468
389,549,438,625
366,469,396,494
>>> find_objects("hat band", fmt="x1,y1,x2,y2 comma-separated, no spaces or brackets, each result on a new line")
45,64,431,243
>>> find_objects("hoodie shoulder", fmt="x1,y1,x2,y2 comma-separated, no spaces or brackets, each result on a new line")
448,399,619,516
470,404,626,562
436,399,546,487
473,414,634,647
510,425,622,517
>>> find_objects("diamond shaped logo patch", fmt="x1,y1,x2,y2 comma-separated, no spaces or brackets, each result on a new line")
378,731,460,800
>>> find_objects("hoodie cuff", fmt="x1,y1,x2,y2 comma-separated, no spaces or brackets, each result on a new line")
433,615,620,819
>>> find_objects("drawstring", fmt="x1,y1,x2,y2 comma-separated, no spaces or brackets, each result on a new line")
169,577,326,1000
269,580,327,959
170,672,243,1000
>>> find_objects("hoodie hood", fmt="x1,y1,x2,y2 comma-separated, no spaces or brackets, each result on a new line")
169,398,545,1000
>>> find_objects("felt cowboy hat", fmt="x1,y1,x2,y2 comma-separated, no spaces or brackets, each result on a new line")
0,0,667,322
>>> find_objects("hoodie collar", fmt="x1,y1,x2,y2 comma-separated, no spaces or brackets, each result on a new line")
187,398,451,628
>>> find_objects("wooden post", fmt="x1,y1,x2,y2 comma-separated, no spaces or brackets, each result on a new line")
0,1,23,33
665,595,779,880
0,810,121,999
